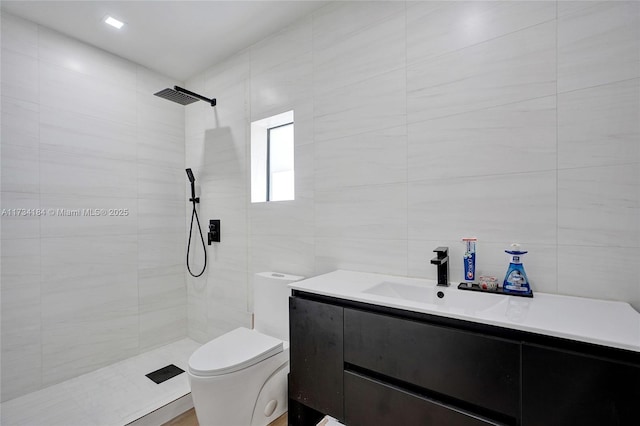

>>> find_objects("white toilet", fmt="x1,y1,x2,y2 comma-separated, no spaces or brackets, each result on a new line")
188,272,303,426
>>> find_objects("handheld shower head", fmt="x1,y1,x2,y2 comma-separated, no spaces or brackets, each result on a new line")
186,168,197,203
186,168,195,184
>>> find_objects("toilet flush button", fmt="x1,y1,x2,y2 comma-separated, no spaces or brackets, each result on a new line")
264,399,278,417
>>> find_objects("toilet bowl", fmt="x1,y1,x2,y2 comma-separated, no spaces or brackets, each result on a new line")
188,272,303,426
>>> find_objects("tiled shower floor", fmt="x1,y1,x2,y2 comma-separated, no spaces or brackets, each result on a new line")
1,338,201,426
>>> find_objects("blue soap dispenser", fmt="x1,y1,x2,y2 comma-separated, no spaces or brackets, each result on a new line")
503,243,532,295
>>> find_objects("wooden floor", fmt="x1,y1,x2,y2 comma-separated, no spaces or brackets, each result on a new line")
163,408,287,426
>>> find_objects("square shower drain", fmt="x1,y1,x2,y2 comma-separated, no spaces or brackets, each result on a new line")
145,364,185,384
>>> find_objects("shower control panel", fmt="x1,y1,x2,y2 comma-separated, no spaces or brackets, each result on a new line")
208,220,221,244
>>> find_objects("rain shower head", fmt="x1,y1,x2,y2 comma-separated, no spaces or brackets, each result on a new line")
186,168,195,184
154,86,216,107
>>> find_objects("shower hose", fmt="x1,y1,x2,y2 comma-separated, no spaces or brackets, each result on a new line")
186,200,207,277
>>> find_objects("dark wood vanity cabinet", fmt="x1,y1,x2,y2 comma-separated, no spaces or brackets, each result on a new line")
289,297,344,422
344,308,519,420
521,343,640,426
344,371,500,426
289,292,640,426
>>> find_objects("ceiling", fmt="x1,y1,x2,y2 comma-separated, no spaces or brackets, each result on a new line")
1,0,328,81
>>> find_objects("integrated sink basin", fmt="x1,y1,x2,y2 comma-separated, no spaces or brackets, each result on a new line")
363,281,505,313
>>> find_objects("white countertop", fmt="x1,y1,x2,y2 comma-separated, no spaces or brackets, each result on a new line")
290,270,640,353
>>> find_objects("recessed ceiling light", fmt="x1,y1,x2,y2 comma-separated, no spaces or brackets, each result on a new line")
104,16,124,29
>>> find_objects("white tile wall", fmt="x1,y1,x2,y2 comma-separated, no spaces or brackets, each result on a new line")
406,20,556,122
558,164,639,248
315,126,407,190
557,78,640,169
406,1,557,64
184,49,251,342
557,1,640,93
185,0,640,346
313,10,405,93
314,69,406,142
1,13,187,401
408,96,557,181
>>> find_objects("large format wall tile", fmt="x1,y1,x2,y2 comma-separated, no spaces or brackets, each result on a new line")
408,96,556,181
204,49,251,96
251,16,312,78
408,171,557,244
137,128,184,169
206,302,252,341
138,198,185,236
557,1,640,93
40,106,138,161
40,62,137,125
558,245,640,309
315,237,408,277
205,260,249,312
312,0,404,52
198,115,248,178
250,198,314,238
406,0,556,64
138,233,185,271
137,65,181,97
1,143,39,193
407,21,556,122
1,49,38,103
558,79,640,169
0,239,42,401
199,183,247,240
38,26,137,87
40,195,138,238
187,290,209,344
138,164,185,201
0,192,40,239
1,97,39,150
249,236,315,284
138,266,187,351
40,150,137,198
313,10,405,93
250,54,313,120
40,235,139,386
1,13,38,57
316,182,407,241
137,94,185,138
558,164,639,248
314,68,406,142
316,126,407,190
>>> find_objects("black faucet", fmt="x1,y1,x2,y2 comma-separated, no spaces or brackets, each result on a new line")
431,247,449,287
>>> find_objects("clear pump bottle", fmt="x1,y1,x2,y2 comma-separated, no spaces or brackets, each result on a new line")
503,243,531,294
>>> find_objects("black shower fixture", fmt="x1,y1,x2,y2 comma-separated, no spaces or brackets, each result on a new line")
185,168,207,277
186,168,197,203
154,86,216,107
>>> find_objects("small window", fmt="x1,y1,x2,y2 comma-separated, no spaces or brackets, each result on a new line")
251,111,294,203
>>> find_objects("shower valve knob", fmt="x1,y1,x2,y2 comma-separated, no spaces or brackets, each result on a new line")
208,220,221,244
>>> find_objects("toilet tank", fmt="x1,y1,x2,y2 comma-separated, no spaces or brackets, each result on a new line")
254,272,304,341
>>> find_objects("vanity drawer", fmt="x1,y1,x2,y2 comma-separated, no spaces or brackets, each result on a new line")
344,308,520,418
345,371,502,426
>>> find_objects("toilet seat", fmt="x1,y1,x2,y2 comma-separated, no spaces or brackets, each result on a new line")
188,327,283,377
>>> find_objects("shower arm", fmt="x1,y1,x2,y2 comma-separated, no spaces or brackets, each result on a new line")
175,86,216,107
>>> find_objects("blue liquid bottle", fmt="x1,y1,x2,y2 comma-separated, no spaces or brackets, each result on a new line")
503,243,531,294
